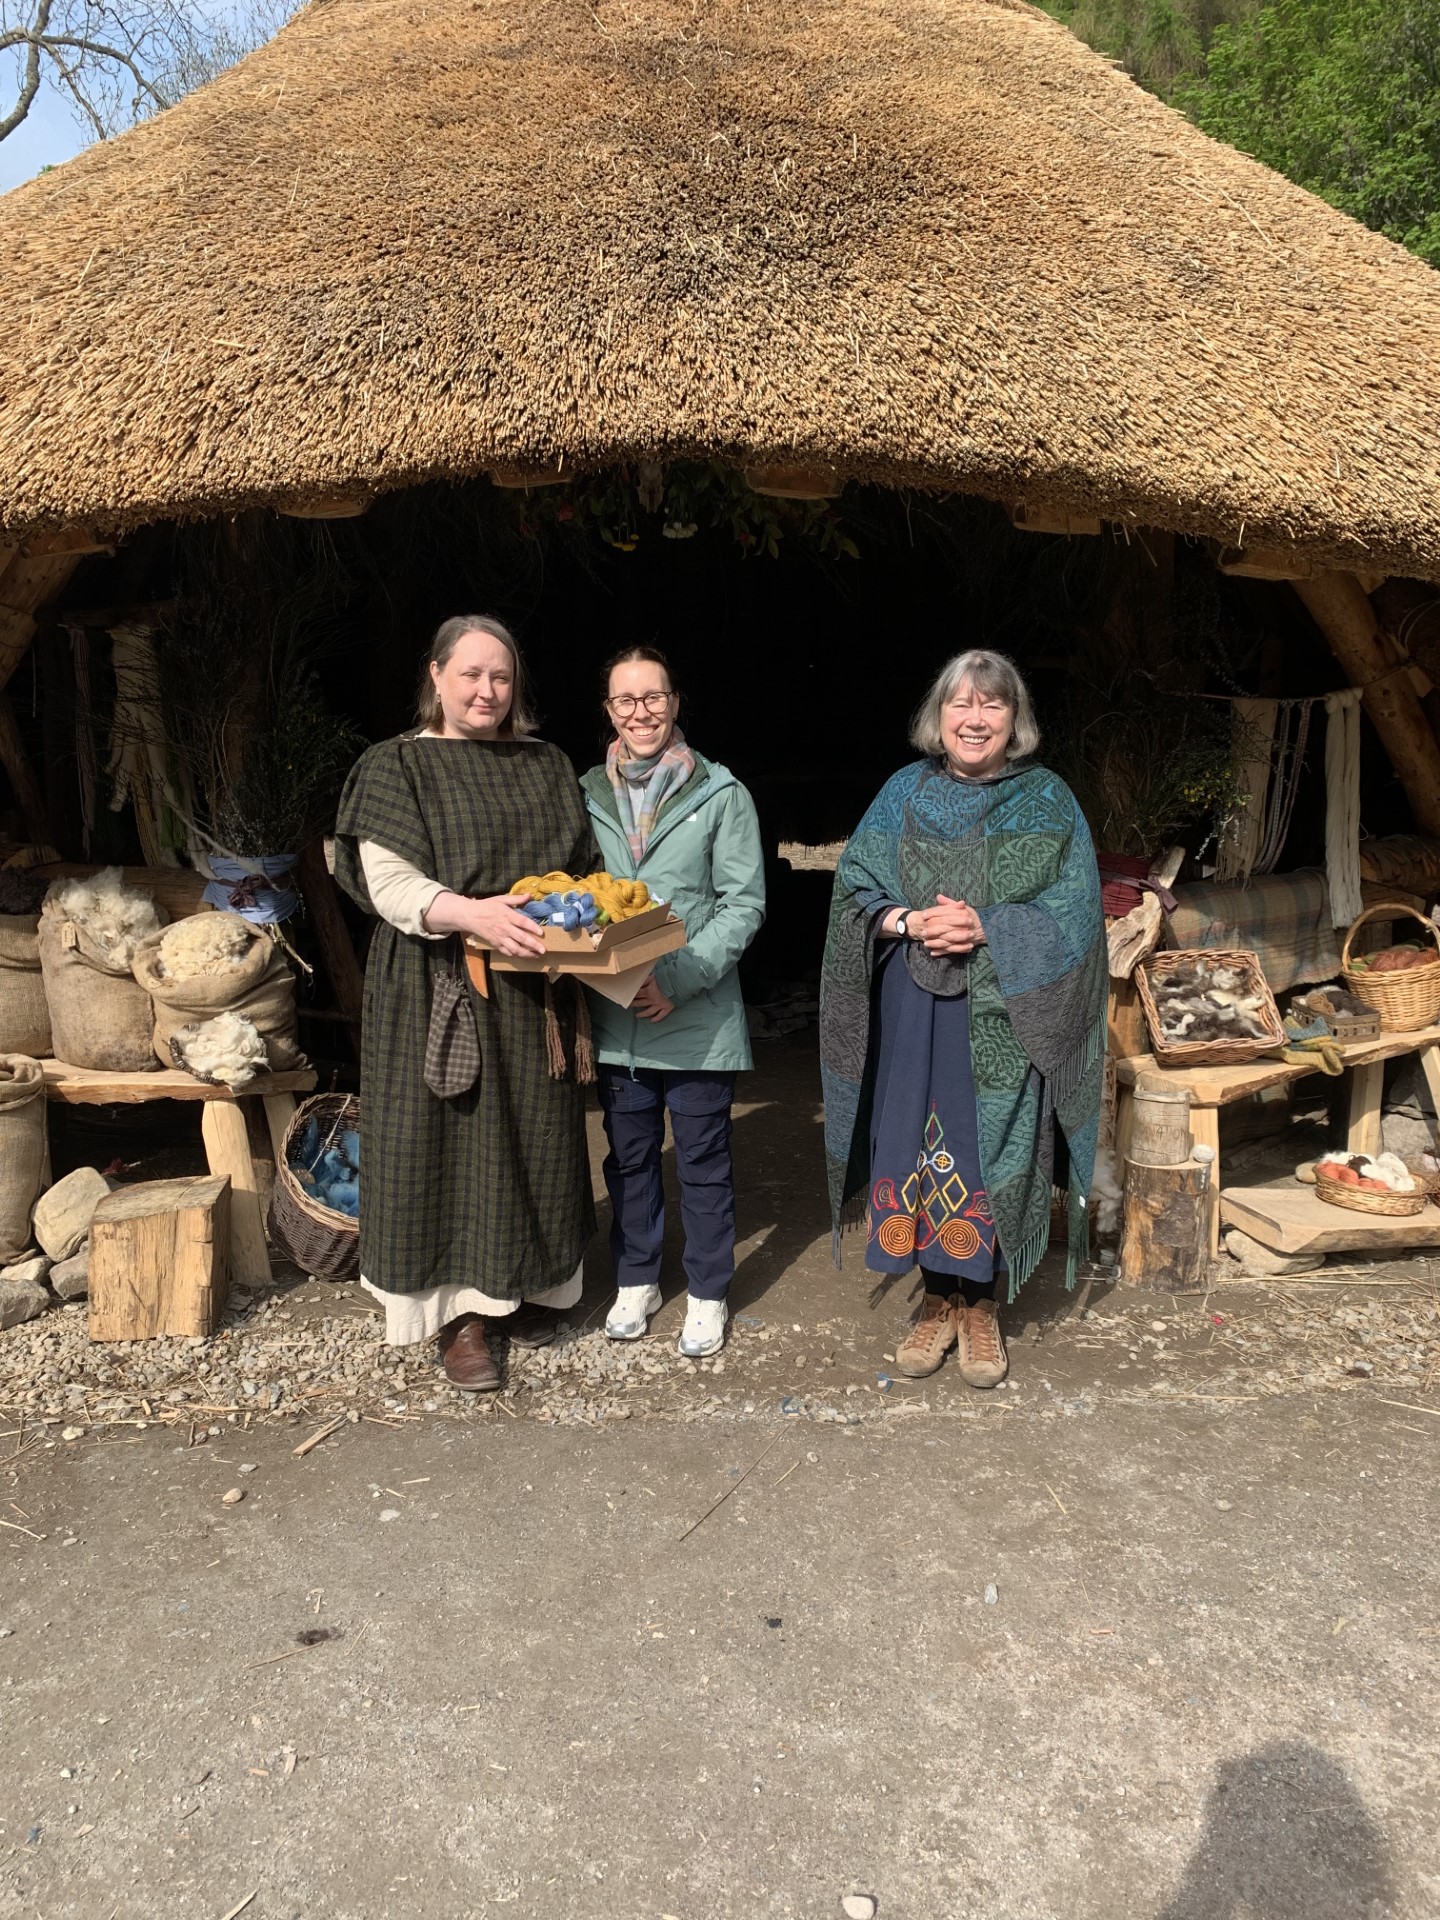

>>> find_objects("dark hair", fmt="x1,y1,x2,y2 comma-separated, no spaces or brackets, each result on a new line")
417,615,536,736
602,644,677,696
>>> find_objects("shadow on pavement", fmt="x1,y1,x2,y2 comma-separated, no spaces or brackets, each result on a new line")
1158,1740,1393,1919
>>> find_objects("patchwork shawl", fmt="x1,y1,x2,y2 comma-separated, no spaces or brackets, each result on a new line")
821,759,1106,1298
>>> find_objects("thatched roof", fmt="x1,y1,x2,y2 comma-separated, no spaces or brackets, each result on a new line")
2,0,1439,575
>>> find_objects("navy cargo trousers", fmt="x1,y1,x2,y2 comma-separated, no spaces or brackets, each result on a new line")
597,1066,737,1302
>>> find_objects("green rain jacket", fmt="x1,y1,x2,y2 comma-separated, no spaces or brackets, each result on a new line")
580,751,765,1073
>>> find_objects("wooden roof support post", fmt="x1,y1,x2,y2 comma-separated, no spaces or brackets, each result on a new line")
0,687,54,845
1293,572,1440,839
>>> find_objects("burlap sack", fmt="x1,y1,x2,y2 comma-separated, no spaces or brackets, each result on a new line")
132,917,304,1074
0,1055,49,1264
37,905,161,1073
0,915,50,1058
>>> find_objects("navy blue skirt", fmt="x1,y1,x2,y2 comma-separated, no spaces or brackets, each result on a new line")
865,946,1003,1284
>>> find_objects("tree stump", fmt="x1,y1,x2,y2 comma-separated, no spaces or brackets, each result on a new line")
88,1174,231,1340
1119,1158,1211,1292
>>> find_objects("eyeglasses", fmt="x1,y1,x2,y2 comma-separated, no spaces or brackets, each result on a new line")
607,692,675,717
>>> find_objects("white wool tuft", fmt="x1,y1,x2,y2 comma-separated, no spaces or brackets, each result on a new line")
171,1011,268,1090
1090,1146,1124,1241
154,912,253,980
47,866,161,969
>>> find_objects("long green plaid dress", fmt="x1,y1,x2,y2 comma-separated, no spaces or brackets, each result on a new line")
334,736,597,1301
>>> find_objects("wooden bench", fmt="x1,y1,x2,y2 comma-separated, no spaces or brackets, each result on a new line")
1115,1023,1440,1254
42,1061,317,1290
32,863,318,1290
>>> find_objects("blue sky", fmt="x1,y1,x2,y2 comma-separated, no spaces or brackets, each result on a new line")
1,74,88,194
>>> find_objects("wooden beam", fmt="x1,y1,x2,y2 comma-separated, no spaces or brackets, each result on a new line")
488,466,569,489
20,526,116,558
0,551,84,694
278,494,371,520
0,688,53,844
1217,543,1314,580
1011,502,1101,537
1294,571,1440,839
743,467,841,501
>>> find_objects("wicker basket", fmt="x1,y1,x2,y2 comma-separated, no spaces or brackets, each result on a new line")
1136,948,1285,1069
1314,1167,1428,1216
1291,990,1381,1045
267,1092,360,1280
1340,903,1440,1033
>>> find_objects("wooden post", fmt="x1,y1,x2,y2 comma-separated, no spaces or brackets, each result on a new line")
1345,1061,1385,1159
0,688,53,846
1119,1158,1211,1291
201,1099,271,1289
296,837,364,1055
1190,1106,1221,1255
1294,572,1440,838
88,1174,231,1339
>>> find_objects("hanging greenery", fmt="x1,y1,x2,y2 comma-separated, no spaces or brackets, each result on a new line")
500,460,861,561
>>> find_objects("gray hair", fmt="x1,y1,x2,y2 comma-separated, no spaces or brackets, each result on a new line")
909,649,1040,762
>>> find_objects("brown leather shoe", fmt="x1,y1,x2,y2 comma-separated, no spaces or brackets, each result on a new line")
894,1293,958,1378
438,1314,502,1392
955,1296,1008,1389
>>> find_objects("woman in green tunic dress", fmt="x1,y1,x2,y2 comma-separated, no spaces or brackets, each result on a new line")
334,616,597,1392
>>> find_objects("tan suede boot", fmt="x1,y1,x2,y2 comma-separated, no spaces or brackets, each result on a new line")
894,1293,958,1378
955,1296,1008,1389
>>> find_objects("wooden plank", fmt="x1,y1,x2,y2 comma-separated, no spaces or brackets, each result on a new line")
1219,1183,1440,1256
20,527,115,559
1115,1023,1440,1106
89,1174,230,1340
262,1092,298,1167
42,1060,316,1105
201,1099,271,1289
1345,1061,1385,1158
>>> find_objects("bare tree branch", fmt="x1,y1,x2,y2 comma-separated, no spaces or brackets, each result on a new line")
1,0,294,150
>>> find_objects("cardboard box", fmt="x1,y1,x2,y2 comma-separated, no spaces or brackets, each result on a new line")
465,909,686,1006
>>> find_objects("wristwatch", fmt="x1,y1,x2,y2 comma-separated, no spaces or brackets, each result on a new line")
894,910,913,940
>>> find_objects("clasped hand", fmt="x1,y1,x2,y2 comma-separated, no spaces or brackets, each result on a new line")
913,893,985,955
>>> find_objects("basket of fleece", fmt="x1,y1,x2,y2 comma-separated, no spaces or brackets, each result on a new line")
267,1093,361,1280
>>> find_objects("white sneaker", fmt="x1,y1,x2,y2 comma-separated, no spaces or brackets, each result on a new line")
605,1284,662,1341
678,1296,728,1358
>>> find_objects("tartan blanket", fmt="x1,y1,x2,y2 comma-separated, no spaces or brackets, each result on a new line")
334,736,597,1298
820,759,1106,1299
1165,868,1341,994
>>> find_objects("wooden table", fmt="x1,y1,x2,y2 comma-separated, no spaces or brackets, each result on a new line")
42,1061,318,1290
1115,1024,1440,1253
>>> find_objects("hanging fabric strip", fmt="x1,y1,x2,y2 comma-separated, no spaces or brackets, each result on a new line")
1215,698,1278,885
67,624,97,858
1324,689,1364,928
1253,699,1313,877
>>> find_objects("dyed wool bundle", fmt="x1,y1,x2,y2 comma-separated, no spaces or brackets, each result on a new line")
169,1011,269,1089
1153,960,1270,1044
289,1115,360,1217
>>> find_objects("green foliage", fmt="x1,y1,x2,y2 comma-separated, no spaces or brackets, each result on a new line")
1176,1,1440,267
1038,0,1440,269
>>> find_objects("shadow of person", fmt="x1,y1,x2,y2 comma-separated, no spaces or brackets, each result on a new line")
1158,1741,1394,1920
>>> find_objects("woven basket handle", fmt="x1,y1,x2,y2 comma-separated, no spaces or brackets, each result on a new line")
1341,901,1440,972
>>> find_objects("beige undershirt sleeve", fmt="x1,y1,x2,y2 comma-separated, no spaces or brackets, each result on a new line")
359,841,448,939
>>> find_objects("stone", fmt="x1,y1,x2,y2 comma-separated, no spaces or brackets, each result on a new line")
32,1168,112,1262
221,1487,245,1506
1381,1110,1435,1160
1223,1229,1325,1277
842,1899,877,1920
0,1277,49,1330
0,1254,52,1287
983,1583,999,1606
49,1249,89,1302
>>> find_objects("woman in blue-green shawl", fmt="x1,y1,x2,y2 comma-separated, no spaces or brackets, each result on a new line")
819,650,1105,1389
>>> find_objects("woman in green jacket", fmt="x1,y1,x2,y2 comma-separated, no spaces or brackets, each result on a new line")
581,646,765,1357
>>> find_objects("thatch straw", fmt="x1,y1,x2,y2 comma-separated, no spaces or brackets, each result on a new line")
2,0,1440,577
